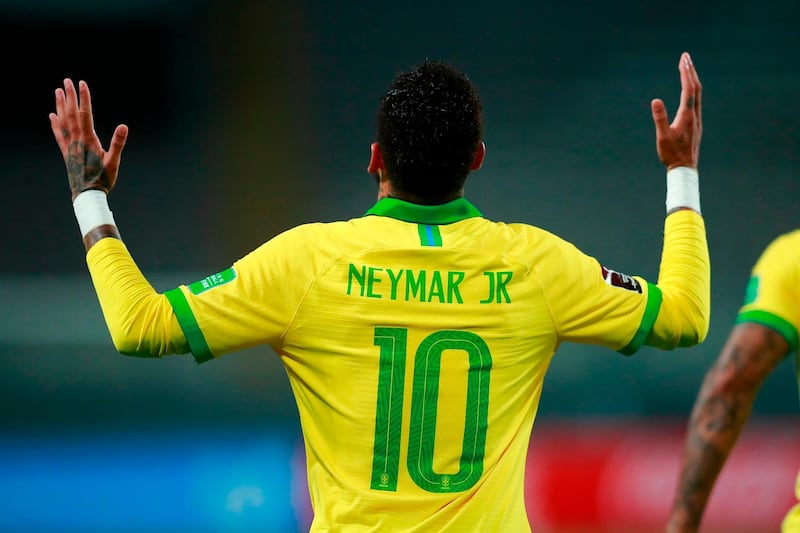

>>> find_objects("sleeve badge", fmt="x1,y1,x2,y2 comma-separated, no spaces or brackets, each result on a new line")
601,265,642,294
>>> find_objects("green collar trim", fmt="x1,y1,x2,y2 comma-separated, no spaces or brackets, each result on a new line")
364,197,483,224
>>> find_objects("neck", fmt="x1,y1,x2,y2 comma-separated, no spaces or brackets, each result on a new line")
378,185,464,206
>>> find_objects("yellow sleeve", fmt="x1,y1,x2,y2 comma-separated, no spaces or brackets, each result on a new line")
645,210,710,349
735,230,800,352
86,238,190,357
537,232,660,353
164,224,328,362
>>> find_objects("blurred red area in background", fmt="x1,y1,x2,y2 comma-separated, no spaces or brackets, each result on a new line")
525,418,800,533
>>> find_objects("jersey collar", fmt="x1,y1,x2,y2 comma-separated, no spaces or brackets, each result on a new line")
364,197,483,225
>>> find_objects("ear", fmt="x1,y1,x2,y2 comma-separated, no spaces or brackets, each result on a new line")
368,142,385,173
469,141,486,171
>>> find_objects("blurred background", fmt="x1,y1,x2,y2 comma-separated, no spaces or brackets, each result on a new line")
1,0,799,531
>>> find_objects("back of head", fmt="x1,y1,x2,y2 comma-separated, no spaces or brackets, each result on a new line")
376,60,483,204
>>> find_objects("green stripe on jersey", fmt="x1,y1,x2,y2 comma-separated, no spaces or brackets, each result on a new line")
619,282,663,356
165,287,214,364
417,224,442,247
736,310,799,353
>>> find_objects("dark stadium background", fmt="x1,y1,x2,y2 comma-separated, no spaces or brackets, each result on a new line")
1,1,799,531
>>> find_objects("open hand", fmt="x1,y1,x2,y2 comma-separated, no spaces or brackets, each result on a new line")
49,79,129,200
651,52,702,170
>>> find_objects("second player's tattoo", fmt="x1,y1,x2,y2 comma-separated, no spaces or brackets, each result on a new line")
670,324,788,531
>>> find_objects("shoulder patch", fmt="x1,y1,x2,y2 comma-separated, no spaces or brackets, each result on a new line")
188,267,237,295
601,265,642,294
742,276,759,305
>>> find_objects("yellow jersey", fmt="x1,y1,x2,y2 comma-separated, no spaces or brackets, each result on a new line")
85,197,709,532
736,229,800,354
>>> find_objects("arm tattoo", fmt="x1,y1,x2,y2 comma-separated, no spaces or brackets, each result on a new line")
670,324,787,530
66,141,85,194
67,140,110,197
674,371,742,528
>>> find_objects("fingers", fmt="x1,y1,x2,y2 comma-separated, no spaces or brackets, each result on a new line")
688,54,702,119
106,124,130,173
102,124,129,183
54,85,66,118
651,98,669,135
110,124,129,151
56,78,97,143
49,108,68,155
63,78,80,138
78,80,96,141
677,52,700,119
51,86,69,155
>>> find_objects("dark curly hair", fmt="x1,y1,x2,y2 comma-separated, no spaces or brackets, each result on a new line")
376,60,483,204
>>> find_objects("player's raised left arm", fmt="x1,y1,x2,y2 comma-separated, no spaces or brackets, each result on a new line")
646,52,710,349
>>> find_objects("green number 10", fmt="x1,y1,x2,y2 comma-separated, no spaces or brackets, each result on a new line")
370,327,492,493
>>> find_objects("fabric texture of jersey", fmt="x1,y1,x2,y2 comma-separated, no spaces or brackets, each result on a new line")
85,197,709,532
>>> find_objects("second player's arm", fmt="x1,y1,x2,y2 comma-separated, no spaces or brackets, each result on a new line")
665,322,788,533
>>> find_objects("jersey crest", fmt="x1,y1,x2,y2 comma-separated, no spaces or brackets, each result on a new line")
601,265,642,293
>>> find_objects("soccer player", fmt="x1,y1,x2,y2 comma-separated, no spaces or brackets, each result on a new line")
666,230,800,533
51,53,707,532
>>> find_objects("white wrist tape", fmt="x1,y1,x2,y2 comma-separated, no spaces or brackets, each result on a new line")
73,190,116,238
666,166,700,214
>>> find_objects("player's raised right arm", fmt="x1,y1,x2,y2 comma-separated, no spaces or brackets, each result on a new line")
51,78,189,357
50,78,128,252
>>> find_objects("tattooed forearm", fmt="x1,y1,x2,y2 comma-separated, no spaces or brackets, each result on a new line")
667,323,788,533
673,382,749,528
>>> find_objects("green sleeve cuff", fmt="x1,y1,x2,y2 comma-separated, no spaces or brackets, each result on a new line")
165,287,215,364
736,310,799,353
619,282,663,356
